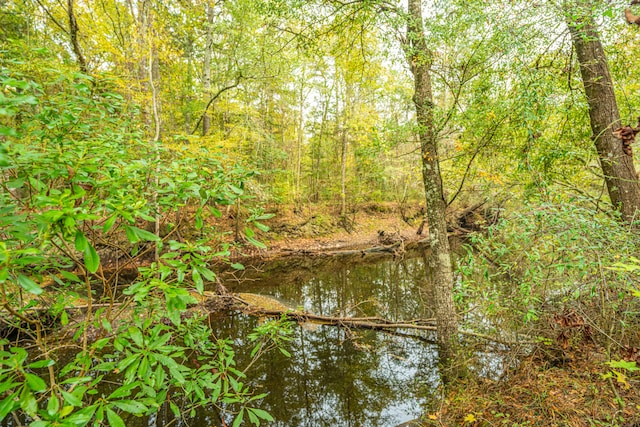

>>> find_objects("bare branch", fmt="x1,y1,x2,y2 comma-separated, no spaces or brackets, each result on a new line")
190,77,242,135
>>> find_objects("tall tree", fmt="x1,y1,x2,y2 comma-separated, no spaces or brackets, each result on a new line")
403,0,460,380
202,0,215,136
566,2,640,222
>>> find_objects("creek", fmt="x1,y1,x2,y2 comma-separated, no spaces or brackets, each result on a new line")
210,252,443,427
6,251,507,427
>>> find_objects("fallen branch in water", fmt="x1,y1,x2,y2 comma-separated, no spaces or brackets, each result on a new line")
230,293,538,346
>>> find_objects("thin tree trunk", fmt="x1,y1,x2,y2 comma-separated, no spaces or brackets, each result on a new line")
312,81,332,203
340,81,352,224
67,0,87,73
295,69,305,210
567,3,640,223
147,20,161,263
404,0,460,382
340,118,348,220
202,0,214,136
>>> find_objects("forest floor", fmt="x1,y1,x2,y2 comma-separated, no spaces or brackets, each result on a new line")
426,346,640,426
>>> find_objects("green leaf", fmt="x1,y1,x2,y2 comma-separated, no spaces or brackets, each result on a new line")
130,226,160,242
249,407,273,421
128,326,144,347
27,359,55,369
17,274,42,295
230,263,245,270
0,126,17,137
83,244,100,273
0,392,18,421
198,266,216,281
169,401,180,418
229,184,243,195
246,235,267,250
74,231,89,252
103,215,117,233
59,405,74,417
606,360,640,371
0,381,18,395
112,399,148,415
20,386,37,416
61,310,69,326
232,408,244,427
255,213,275,221
107,381,140,400
47,393,60,416
254,221,270,232
247,408,259,424
25,373,47,392
64,404,97,426
106,407,126,427
124,225,140,243
192,269,203,293
59,270,81,283
154,354,185,383
61,389,83,407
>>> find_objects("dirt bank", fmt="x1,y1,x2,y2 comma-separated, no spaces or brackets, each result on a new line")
225,203,428,259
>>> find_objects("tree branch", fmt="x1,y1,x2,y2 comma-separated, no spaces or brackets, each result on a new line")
190,77,242,135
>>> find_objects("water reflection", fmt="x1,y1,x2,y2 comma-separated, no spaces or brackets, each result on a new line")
213,314,438,427
226,255,434,321
2,255,441,427
218,254,439,426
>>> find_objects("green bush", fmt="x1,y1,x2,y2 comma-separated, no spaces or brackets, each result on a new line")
457,202,640,347
0,53,287,426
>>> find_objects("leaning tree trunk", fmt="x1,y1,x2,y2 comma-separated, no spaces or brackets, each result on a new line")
404,0,460,382
67,0,88,74
567,4,640,223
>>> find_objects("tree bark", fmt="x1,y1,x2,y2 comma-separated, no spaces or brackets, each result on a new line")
295,68,306,209
567,4,640,223
67,0,88,73
404,0,460,382
202,0,214,136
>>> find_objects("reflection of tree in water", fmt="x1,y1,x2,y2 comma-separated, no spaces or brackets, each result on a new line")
229,255,430,322
214,256,442,426
215,314,438,427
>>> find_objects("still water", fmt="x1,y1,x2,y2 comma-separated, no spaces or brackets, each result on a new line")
4,254,443,427
215,254,441,427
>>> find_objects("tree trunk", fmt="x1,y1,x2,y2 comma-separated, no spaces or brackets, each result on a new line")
404,0,460,382
295,68,306,210
340,116,348,220
67,0,88,73
567,3,640,223
202,0,214,136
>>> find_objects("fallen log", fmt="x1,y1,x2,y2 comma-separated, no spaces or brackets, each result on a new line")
2,291,535,347
230,293,537,346
281,241,406,258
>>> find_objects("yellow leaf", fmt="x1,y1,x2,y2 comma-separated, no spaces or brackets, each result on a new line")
428,414,438,420
464,413,477,423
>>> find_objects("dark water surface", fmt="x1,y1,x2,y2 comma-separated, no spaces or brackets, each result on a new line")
217,254,440,426
5,254,442,427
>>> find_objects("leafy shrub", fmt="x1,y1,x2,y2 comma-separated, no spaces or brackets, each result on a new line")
0,54,286,426
457,202,640,348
